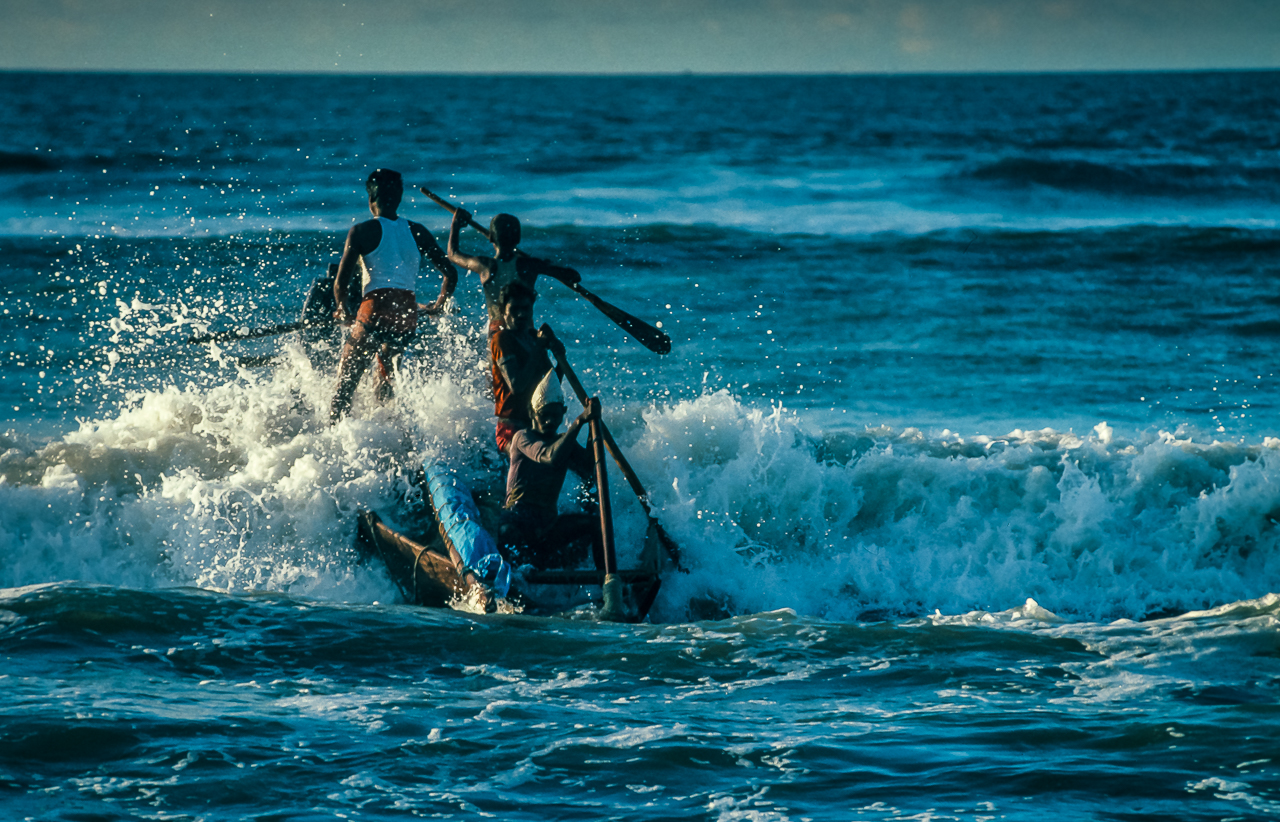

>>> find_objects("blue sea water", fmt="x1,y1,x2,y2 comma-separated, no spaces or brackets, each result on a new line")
2,71,1280,820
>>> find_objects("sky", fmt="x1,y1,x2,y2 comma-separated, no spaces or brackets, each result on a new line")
1,0,1277,74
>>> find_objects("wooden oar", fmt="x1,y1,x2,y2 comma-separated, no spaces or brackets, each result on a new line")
420,186,672,355
589,409,619,578
188,306,436,345
590,407,628,621
187,321,306,345
549,342,684,570
235,353,281,368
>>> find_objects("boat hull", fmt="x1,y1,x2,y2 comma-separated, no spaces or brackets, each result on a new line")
356,509,473,608
355,509,663,621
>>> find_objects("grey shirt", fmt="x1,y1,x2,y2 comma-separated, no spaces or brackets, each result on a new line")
505,427,591,514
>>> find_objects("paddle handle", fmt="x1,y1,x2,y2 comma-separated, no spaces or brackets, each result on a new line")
557,353,644,500
187,321,305,345
551,343,684,569
590,413,618,577
188,306,439,345
421,186,491,239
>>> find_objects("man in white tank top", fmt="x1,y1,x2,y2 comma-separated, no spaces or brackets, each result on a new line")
329,169,458,424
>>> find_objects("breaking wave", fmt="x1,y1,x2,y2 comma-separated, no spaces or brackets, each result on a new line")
4,336,1280,623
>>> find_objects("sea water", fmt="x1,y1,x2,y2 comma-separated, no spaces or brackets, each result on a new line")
2,71,1279,820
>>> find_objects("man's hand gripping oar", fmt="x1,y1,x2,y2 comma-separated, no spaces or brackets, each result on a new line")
420,186,672,355
540,326,685,571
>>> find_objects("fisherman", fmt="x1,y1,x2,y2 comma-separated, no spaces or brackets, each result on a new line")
500,370,604,571
445,207,582,336
489,280,556,453
330,168,458,424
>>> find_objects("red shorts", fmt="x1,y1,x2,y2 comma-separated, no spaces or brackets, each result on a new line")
495,418,527,455
355,288,417,347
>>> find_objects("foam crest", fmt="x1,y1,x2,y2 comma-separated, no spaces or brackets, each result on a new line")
622,392,1280,622
1,348,437,600
6,363,1280,623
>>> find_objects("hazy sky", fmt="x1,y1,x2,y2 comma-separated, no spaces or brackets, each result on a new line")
2,0,1277,74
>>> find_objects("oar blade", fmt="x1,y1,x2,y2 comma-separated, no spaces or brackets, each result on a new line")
573,284,671,354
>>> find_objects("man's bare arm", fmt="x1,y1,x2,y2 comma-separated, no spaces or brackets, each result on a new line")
569,397,600,480
410,222,458,314
525,256,581,286
332,225,364,323
445,208,492,278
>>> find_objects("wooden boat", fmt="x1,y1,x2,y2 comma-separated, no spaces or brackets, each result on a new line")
283,262,675,622
355,463,664,622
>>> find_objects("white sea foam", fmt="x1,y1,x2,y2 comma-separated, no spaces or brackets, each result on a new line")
623,392,1280,622
4,326,1280,623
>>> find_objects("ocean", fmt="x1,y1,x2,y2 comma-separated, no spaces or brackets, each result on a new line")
2,70,1279,820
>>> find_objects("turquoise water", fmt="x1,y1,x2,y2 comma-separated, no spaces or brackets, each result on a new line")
2,71,1280,819
5,584,1280,821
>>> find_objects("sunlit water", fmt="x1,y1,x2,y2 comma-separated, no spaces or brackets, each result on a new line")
2,71,1279,820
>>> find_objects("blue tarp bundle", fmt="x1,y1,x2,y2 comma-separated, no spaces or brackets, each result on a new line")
424,463,512,598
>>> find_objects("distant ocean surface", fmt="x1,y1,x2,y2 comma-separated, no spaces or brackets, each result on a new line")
2,71,1280,820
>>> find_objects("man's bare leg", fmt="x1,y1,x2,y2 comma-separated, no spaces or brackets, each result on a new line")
372,344,404,405
330,328,379,424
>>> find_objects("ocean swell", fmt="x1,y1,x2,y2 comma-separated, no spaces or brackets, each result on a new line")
963,156,1280,199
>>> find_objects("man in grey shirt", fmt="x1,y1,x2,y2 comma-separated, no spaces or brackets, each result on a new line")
500,370,603,570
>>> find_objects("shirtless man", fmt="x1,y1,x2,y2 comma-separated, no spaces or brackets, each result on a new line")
500,371,603,570
445,208,581,336
330,169,458,424
489,281,556,453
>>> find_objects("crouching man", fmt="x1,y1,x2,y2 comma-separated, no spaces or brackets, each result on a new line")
500,371,604,570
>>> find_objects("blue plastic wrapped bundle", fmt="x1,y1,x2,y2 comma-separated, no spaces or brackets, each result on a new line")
424,463,512,598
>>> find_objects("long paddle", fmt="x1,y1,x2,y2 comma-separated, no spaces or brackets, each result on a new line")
549,341,684,570
589,407,627,621
187,321,306,345
187,307,438,345
420,186,672,355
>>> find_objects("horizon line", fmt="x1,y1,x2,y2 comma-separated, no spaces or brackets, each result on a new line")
2,66,1278,78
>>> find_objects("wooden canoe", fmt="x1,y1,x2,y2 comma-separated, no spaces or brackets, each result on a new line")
355,508,664,621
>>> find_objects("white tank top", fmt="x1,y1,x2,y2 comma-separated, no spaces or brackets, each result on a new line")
359,217,419,296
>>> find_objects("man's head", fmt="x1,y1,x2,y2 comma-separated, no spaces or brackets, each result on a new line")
490,213,521,250
366,169,404,211
530,370,567,433
498,280,536,332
